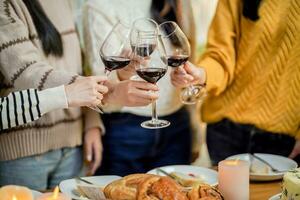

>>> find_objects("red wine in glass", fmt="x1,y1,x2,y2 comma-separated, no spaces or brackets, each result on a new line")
101,56,131,72
167,55,189,68
136,68,167,84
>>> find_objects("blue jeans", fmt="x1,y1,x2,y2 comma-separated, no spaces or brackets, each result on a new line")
0,147,82,190
97,108,192,176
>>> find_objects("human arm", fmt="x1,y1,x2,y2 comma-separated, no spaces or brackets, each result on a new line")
0,76,108,131
171,0,240,96
0,2,78,91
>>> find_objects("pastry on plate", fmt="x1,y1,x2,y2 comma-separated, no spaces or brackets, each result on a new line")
137,176,188,200
104,174,155,200
170,172,204,187
250,159,271,174
188,184,224,200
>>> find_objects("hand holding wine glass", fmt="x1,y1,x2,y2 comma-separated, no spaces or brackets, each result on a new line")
86,21,132,113
171,61,206,89
159,21,206,104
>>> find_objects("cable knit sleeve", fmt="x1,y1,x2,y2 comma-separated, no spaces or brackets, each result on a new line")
197,0,241,96
0,1,78,91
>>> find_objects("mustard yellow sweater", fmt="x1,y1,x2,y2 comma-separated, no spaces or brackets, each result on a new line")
198,0,300,139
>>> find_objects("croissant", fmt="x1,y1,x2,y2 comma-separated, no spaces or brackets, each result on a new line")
137,176,188,200
104,174,155,200
188,184,224,200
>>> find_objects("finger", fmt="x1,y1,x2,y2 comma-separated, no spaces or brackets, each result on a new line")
133,81,159,91
90,143,101,175
96,93,103,101
91,99,102,107
289,149,299,159
171,74,190,85
130,88,159,100
96,84,109,94
171,79,187,88
128,96,154,106
84,140,92,162
184,63,198,79
175,66,188,75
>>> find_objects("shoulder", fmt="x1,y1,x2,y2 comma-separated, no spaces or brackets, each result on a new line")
0,0,18,25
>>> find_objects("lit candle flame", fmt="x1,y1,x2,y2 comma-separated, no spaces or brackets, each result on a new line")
48,186,59,200
12,195,17,200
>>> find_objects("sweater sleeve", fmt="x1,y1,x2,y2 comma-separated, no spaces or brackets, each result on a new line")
0,86,68,131
0,2,78,91
82,107,105,134
197,0,240,96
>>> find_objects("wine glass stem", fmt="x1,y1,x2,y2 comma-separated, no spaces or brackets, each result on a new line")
188,84,195,95
151,100,158,122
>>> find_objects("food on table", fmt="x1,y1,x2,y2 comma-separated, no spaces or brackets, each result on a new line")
188,184,224,200
169,172,205,187
76,184,105,200
137,176,188,200
280,168,300,200
103,174,222,200
250,159,271,174
104,174,154,200
0,185,33,200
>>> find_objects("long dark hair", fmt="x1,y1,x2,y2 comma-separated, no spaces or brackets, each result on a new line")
23,0,63,57
151,0,177,24
243,0,262,21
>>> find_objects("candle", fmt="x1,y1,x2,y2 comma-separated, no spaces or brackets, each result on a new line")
0,185,33,200
36,187,71,200
218,160,249,200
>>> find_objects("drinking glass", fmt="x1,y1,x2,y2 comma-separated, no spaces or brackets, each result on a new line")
133,33,170,129
89,21,132,113
159,21,206,104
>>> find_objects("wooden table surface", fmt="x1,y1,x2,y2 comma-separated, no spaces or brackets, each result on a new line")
250,181,281,200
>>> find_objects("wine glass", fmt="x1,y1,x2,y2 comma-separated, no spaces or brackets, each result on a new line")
133,33,170,129
89,21,132,113
130,18,159,55
159,21,206,105
100,21,132,76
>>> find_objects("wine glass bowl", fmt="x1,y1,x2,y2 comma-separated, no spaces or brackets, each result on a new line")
100,21,132,76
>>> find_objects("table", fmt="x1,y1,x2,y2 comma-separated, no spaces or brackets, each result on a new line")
250,181,281,200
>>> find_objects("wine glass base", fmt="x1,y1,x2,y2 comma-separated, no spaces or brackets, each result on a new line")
181,85,207,105
141,119,170,129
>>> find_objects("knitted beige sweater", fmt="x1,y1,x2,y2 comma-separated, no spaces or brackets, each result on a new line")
0,0,101,161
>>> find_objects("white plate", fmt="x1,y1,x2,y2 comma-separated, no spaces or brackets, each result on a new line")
269,193,281,200
226,153,297,181
59,175,121,200
147,165,218,186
